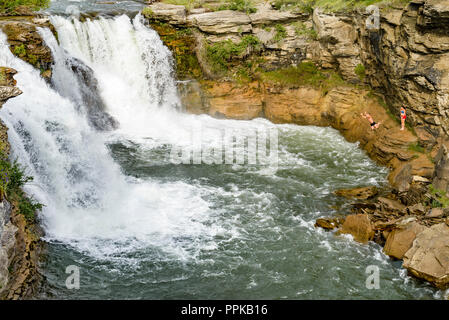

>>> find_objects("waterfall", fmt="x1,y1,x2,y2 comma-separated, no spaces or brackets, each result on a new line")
0,15,218,260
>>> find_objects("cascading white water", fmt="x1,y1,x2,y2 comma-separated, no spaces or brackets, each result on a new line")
0,17,224,260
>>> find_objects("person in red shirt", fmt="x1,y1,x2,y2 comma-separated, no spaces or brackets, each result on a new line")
400,107,406,131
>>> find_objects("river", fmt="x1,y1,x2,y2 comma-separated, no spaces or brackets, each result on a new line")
0,2,444,299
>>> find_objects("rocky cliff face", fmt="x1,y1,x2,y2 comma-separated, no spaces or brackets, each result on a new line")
148,0,449,148
0,67,43,300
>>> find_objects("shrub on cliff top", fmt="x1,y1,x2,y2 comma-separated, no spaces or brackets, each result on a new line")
0,0,50,15
206,35,262,73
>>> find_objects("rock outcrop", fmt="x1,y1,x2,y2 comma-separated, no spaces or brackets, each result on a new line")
0,201,17,292
403,223,449,288
0,67,42,300
383,221,427,259
0,17,54,79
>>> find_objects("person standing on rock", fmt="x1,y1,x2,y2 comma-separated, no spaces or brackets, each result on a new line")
361,112,381,130
400,107,406,131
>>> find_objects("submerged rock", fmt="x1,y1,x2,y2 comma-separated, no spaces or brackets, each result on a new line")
403,223,449,288
334,186,378,200
315,217,344,231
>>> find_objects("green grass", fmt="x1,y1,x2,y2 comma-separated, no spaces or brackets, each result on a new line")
260,61,348,91
272,0,411,13
355,63,366,81
429,184,449,208
0,152,43,222
408,142,425,153
218,0,257,13
159,0,203,10
0,0,49,15
273,24,287,42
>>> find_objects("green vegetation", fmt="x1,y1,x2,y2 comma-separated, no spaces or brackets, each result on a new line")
273,24,287,42
206,35,262,73
218,0,257,14
260,61,347,92
0,153,43,222
161,0,202,10
429,184,449,208
0,0,49,15
354,63,366,81
293,22,318,40
408,142,425,153
13,44,26,57
148,22,202,80
10,44,40,69
272,0,411,13
142,7,154,18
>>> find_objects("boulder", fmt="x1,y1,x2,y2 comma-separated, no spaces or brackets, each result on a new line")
334,186,378,200
408,203,426,215
377,196,406,214
383,221,427,259
337,214,374,243
425,207,445,218
146,3,187,25
403,223,449,288
187,10,252,34
249,3,305,25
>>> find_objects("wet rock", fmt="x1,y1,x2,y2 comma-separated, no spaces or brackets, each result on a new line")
383,221,427,259
403,223,449,288
315,217,344,231
334,186,378,200
337,214,374,243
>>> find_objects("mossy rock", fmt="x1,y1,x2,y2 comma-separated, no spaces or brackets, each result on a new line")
150,22,203,80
